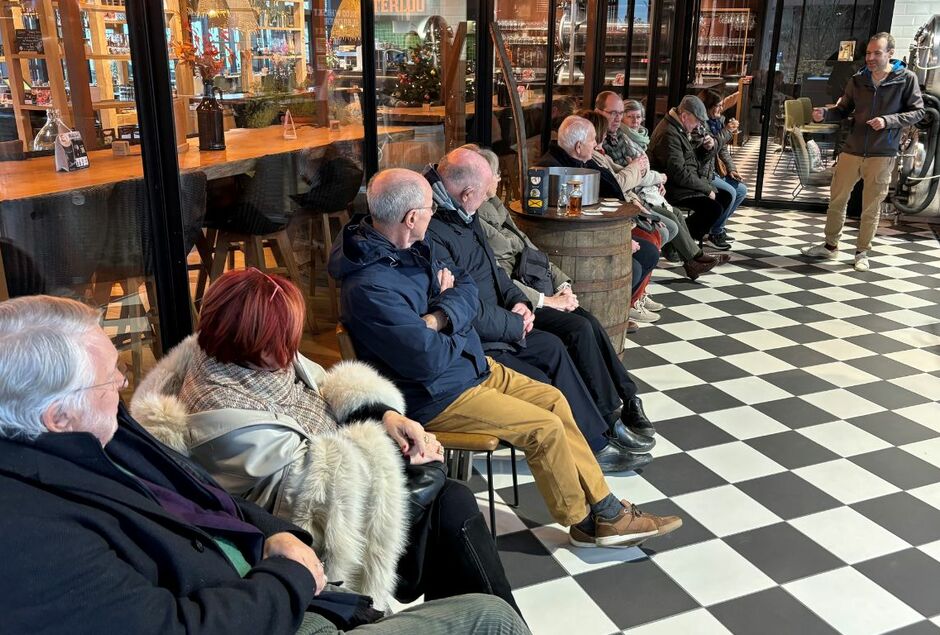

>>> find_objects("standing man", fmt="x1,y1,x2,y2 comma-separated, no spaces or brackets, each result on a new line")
801,32,924,271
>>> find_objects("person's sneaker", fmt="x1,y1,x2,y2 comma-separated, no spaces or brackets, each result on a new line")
630,303,660,323
801,243,838,259
703,233,732,251
641,293,665,312
719,230,735,243
569,523,597,548
854,251,870,271
594,501,683,548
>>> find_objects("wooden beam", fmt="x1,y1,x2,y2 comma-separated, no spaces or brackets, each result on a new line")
59,0,100,149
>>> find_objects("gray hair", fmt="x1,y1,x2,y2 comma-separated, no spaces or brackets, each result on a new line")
558,116,595,153
437,148,486,193
0,296,101,441
367,168,428,224
463,144,499,177
623,99,644,116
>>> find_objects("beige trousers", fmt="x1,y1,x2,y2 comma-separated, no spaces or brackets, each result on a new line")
824,153,896,252
427,359,610,527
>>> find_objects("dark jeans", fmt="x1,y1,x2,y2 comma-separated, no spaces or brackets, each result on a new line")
632,236,660,295
535,306,638,423
396,479,520,616
490,329,610,452
672,193,729,240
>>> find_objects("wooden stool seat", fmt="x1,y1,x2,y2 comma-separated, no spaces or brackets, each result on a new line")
435,431,501,453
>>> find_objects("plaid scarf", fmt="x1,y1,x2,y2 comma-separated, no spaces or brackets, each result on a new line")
602,127,634,166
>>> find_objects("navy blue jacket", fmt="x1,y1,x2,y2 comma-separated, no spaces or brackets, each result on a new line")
328,218,489,423
426,209,530,353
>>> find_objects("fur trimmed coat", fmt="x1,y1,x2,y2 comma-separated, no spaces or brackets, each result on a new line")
131,336,409,610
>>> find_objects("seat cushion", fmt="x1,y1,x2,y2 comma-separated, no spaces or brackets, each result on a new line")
435,431,501,452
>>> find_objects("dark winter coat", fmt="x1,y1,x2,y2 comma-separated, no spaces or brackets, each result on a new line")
0,405,315,635
825,59,924,157
535,142,627,200
648,108,717,202
328,218,489,423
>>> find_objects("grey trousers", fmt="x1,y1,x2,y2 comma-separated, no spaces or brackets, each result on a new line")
648,204,699,261
296,593,530,635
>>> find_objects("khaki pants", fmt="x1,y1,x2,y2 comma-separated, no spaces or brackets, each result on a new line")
824,153,895,252
427,360,610,527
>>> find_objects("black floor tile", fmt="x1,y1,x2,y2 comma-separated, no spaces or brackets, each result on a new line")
736,471,842,520
723,270,775,284
779,275,832,291
724,522,845,583
845,382,931,410
843,334,915,355
496,529,569,589
848,411,940,446
638,453,728,497
770,324,832,345
776,290,834,307
849,448,940,491
717,284,776,299
495,482,555,529
648,290,703,307
709,587,840,635
843,297,903,314
745,431,841,469
753,399,838,430
693,335,760,357
761,369,837,396
655,415,738,451
637,498,717,554
622,347,673,370
575,558,699,630
700,316,764,335
664,384,746,414
766,345,839,368
886,621,940,635
677,359,752,383
855,549,940,618
845,313,910,333
629,327,683,347
847,355,922,380
852,492,940,546
709,299,766,316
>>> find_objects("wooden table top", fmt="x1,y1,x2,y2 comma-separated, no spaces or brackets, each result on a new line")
0,124,415,201
509,199,644,223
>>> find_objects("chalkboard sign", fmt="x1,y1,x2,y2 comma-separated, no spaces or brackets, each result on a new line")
14,29,44,54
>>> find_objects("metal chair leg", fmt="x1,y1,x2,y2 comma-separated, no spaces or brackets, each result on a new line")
509,446,519,507
486,451,497,539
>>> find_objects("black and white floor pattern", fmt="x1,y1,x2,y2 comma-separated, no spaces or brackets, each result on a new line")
733,136,834,203
463,207,940,634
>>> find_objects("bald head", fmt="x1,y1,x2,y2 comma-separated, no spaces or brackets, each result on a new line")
368,168,431,225
437,148,492,214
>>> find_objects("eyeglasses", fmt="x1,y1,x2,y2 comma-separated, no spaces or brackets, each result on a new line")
603,109,625,117
401,202,437,223
71,362,129,394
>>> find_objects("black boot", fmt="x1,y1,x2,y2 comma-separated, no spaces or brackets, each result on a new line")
594,442,653,473
622,396,656,437
608,420,655,452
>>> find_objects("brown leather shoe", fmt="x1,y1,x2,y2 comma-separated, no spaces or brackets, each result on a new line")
626,320,639,334
683,257,717,281
714,253,732,265
595,501,683,548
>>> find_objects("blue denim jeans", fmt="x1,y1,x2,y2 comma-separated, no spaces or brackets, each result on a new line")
710,175,747,234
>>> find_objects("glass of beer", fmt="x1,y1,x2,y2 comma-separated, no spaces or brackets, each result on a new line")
566,179,582,217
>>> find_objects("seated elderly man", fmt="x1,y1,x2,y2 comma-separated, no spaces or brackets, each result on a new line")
0,295,528,635
647,95,726,243
423,147,654,472
328,168,682,549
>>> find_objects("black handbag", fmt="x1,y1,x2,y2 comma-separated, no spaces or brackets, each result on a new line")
513,246,554,296
395,461,447,602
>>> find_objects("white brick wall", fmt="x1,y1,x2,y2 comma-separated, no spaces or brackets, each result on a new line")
891,2,940,61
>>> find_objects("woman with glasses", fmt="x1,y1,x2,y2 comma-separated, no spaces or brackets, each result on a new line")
131,268,520,615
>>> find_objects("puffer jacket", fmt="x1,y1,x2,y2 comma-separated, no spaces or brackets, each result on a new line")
476,196,572,306
825,59,924,157
648,108,716,201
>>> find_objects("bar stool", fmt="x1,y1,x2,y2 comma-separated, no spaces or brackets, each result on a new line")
336,323,519,538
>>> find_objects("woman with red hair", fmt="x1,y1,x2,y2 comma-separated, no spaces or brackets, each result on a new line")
132,268,518,614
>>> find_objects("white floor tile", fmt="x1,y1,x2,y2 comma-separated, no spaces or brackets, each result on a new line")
638,392,696,422
813,272,866,287
740,296,801,312
797,421,891,457
653,539,776,606
812,286,867,302
875,279,932,293
784,567,922,635
897,402,940,432
649,433,683,458
789,506,910,564
879,294,936,310
713,376,795,405
800,389,884,419
901,437,940,469
606,471,669,506
802,361,880,388
918,539,940,566
475,494,531,537
811,339,878,361
514,577,619,635
656,320,727,341
883,327,940,348
888,373,940,396
703,406,790,440
811,302,870,319
887,349,940,373
668,304,732,321
623,608,733,635
793,459,900,504
645,341,715,364
806,319,873,339
632,365,705,391
882,309,939,328
748,280,805,295
673,485,781,537
688,442,786,483
675,288,739,304
723,351,796,376
738,311,801,330
909,482,940,512
530,524,647,577
730,330,796,351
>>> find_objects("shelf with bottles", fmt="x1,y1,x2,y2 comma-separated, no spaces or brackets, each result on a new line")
695,7,755,79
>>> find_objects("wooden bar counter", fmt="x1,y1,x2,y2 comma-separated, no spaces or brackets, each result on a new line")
509,201,635,353
0,124,414,201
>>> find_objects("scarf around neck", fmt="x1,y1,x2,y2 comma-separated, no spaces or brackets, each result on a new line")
423,164,473,225
624,125,650,151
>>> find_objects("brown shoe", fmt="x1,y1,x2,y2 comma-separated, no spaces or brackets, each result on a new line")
715,253,732,265
626,320,639,334
683,257,717,281
595,501,683,548
569,523,596,548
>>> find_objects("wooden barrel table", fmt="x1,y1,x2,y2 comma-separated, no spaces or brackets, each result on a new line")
510,202,634,353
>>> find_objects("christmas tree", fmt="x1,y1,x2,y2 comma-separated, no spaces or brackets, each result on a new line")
391,38,441,106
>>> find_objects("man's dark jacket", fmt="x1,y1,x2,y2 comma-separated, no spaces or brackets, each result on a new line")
824,59,925,157
536,142,625,200
328,218,489,423
426,208,532,353
0,405,314,635
647,109,717,202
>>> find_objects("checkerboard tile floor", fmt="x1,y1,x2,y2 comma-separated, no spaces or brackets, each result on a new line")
469,207,940,634
733,136,833,203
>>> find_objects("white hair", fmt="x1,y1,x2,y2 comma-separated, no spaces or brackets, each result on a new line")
367,168,428,224
558,116,595,153
0,296,101,441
